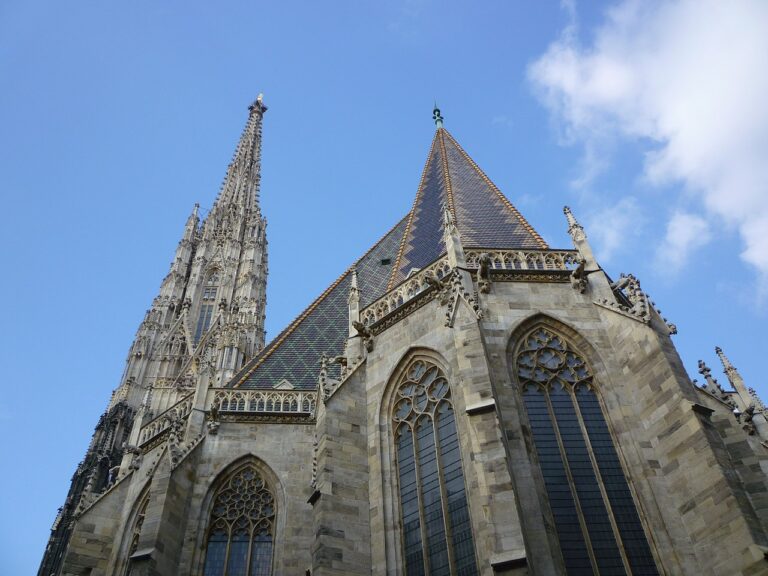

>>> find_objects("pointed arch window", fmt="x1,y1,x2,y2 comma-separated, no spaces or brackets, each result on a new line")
516,328,658,575
392,359,478,576
195,272,220,344
202,463,275,576
124,491,150,576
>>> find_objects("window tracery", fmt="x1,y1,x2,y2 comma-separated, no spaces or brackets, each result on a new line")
202,463,275,576
392,358,477,576
516,327,658,575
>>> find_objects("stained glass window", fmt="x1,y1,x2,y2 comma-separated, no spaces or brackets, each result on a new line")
393,359,478,576
202,463,275,576
516,327,658,575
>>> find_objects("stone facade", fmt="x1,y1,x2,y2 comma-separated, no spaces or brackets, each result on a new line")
40,100,768,576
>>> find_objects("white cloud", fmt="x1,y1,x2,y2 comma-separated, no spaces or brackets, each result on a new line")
656,211,711,272
529,0,768,284
583,196,644,263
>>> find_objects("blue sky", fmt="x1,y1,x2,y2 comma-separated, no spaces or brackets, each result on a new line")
2,1,766,573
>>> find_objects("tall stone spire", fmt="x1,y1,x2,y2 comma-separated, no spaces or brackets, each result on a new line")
39,98,271,576
188,96,269,379
209,94,268,218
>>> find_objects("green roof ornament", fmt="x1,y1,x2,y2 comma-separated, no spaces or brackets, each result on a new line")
433,104,444,128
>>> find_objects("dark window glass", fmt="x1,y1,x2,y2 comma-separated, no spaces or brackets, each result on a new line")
195,303,214,343
203,527,228,576
523,387,593,573
249,532,273,576
576,387,659,575
227,526,249,576
436,402,477,575
550,385,624,575
397,424,425,575
393,359,478,576
416,416,450,575
516,327,658,576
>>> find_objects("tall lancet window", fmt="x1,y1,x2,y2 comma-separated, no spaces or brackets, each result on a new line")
195,272,220,344
203,463,275,576
124,491,150,576
392,359,478,576
516,327,658,576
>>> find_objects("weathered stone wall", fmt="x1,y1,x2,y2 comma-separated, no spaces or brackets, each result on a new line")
311,365,372,575
61,475,134,575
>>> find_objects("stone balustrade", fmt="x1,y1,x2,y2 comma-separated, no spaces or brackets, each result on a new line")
211,389,316,415
139,393,194,446
361,256,452,326
464,248,580,271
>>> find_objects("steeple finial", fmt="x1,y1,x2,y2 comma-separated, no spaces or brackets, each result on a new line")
433,104,444,129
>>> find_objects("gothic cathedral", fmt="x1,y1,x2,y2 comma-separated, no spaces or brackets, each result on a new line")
40,98,768,576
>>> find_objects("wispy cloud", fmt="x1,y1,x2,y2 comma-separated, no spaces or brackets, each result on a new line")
583,196,644,263
528,0,768,287
656,211,711,273
491,115,515,129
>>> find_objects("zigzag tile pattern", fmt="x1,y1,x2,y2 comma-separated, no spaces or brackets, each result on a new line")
233,218,407,389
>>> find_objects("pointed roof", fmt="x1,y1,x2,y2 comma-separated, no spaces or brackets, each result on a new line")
388,127,546,287
231,121,546,390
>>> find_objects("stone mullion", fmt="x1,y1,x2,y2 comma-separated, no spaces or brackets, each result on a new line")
411,416,432,576
570,383,634,575
431,400,458,575
222,522,233,576
245,521,255,576
543,384,601,576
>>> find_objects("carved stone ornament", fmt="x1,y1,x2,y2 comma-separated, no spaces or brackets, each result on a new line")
207,405,220,435
570,258,587,294
476,252,492,294
318,353,341,401
352,320,374,352
698,359,737,409
443,269,482,327
311,433,318,490
597,273,677,335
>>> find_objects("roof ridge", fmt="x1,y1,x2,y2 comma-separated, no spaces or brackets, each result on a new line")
232,214,409,388
388,131,441,291
437,129,457,224
441,128,548,249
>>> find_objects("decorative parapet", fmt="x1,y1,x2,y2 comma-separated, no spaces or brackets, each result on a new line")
360,249,579,327
210,389,317,417
138,393,194,448
361,256,452,326
464,249,580,271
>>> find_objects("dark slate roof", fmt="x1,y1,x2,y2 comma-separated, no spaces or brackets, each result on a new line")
231,127,544,391
388,128,546,287
232,217,408,389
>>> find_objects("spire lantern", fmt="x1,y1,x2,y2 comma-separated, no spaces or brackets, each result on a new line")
433,104,444,129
